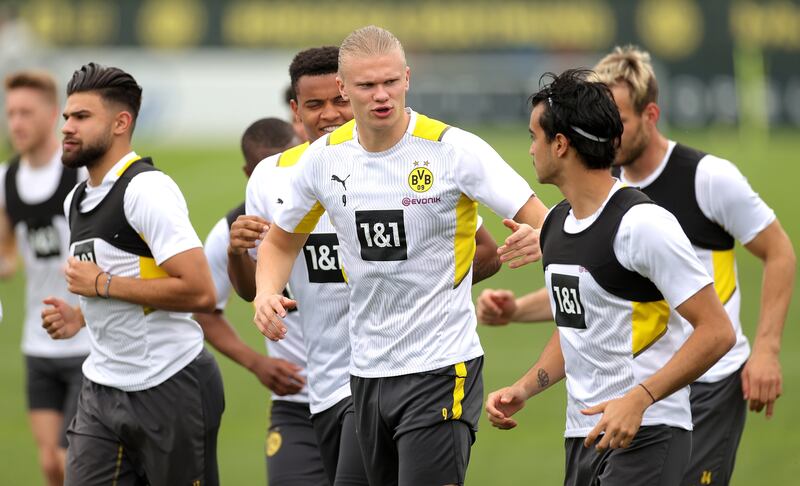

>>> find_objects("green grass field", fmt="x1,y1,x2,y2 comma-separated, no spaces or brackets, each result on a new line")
1,126,798,484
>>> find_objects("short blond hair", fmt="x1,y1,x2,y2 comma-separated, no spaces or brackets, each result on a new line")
592,45,658,113
4,70,58,105
338,25,406,74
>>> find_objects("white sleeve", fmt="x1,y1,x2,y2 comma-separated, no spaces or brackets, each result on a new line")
449,128,535,219
63,185,78,221
614,204,713,308
272,146,324,233
0,164,8,210
124,171,202,265
695,156,776,245
204,218,233,310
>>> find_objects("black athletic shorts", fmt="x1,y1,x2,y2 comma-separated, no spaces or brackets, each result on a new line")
351,356,484,486
682,366,747,486
64,348,225,486
564,425,691,486
266,400,328,485
311,396,368,486
25,354,86,448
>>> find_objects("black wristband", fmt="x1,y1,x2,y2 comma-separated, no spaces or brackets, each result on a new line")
639,383,657,404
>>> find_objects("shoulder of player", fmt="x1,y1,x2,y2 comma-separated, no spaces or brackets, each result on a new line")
437,125,493,154
620,202,683,239
696,152,747,184
124,169,186,204
203,217,230,253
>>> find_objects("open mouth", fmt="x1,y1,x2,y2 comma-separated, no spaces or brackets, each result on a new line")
373,106,392,118
321,125,340,133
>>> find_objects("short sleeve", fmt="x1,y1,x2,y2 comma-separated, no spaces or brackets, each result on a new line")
614,204,712,308
695,156,776,245
272,146,325,233
204,218,232,310
245,158,282,260
124,172,202,265
449,129,534,219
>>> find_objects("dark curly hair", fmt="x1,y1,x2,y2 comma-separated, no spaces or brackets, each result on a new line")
289,46,339,93
241,117,296,167
529,68,623,170
67,63,142,127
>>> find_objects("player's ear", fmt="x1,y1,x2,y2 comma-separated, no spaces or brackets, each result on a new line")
404,66,411,92
643,102,660,126
336,75,348,100
290,98,299,117
113,111,133,136
554,133,569,157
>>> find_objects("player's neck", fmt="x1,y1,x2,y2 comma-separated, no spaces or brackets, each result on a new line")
560,169,616,220
86,142,133,187
357,110,410,152
22,136,60,168
621,132,669,183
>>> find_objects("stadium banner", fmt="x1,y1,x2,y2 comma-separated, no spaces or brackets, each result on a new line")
1,0,798,136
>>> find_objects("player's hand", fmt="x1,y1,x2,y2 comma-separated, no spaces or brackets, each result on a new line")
253,292,296,341
741,348,782,418
497,220,541,268
229,215,270,256
477,289,517,326
249,355,306,395
581,385,652,451
486,385,528,429
41,296,84,339
65,257,104,297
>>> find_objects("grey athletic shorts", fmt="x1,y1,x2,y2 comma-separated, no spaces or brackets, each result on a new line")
565,425,691,486
25,354,86,448
351,356,484,486
64,348,224,486
682,366,747,486
311,395,369,486
266,400,327,485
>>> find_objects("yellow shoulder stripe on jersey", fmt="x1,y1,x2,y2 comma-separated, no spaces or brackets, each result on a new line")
276,142,310,168
412,114,450,142
631,299,670,357
139,255,169,315
116,155,143,176
711,249,736,304
454,194,478,288
327,119,356,146
294,201,325,233
341,265,349,284
450,361,467,420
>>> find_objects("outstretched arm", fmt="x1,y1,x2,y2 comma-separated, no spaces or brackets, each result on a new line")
472,224,501,284
0,209,18,279
477,287,553,326
227,215,270,302
497,196,548,268
741,220,796,417
252,224,308,341
486,330,565,429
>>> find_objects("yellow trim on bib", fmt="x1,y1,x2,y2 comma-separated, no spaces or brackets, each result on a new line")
412,114,450,142
139,255,168,315
326,119,356,146
631,300,670,357
711,249,736,304
115,155,143,176
294,201,325,233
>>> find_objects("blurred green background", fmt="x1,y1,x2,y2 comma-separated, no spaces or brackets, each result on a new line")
1,126,797,484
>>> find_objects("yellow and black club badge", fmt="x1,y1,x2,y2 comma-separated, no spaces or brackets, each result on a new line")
408,161,434,193
265,430,282,457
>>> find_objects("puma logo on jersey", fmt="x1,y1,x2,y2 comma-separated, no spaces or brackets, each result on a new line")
276,198,284,204
331,174,350,190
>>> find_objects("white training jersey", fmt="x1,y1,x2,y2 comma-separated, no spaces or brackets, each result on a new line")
620,141,776,382
204,214,309,404
274,109,535,378
0,151,90,357
545,182,713,437
248,143,348,412
64,152,204,391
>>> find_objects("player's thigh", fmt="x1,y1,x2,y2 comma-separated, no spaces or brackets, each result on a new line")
334,406,369,486
25,356,67,414
58,357,85,448
682,370,746,486
28,410,64,448
397,420,473,486
65,433,143,486
350,375,399,486
599,426,691,486
267,401,327,486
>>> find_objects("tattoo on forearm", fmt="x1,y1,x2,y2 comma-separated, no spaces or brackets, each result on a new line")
537,368,549,389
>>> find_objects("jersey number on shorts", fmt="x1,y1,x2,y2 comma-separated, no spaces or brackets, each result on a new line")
303,233,345,283
355,210,408,261
551,273,586,329
27,216,61,259
73,240,97,264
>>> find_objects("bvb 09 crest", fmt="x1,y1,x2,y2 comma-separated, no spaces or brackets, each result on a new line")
408,162,433,193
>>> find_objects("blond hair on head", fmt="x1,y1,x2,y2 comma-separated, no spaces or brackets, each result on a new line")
4,70,58,105
592,45,658,113
338,25,406,74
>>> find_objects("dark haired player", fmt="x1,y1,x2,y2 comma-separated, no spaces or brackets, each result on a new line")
41,63,223,486
485,69,735,485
